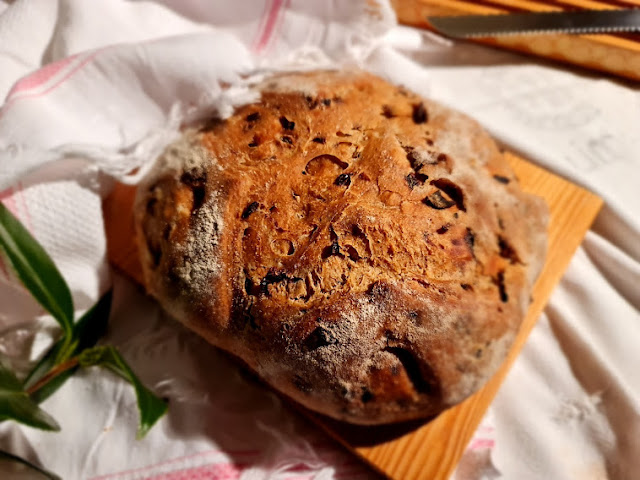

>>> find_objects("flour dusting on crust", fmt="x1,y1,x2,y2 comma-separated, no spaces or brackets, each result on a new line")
134,70,548,425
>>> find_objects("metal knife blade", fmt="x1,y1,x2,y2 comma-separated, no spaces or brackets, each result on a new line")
428,9,640,38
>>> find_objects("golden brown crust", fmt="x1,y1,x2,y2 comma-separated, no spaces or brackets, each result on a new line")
134,70,548,424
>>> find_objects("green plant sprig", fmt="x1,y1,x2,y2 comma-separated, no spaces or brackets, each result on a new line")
0,201,168,477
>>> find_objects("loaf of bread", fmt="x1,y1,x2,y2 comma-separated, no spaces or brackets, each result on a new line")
134,70,548,424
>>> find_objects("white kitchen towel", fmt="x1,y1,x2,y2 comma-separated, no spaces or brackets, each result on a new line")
0,1,406,479
1,1,639,479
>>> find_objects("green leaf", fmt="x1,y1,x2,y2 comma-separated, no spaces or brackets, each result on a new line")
24,291,113,403
79,346,167,439
0,449,61,480
71,290,112,353
0,202,73,337
0,363,60,431
23,343,63,394
28,369,77,407
23,341,78,405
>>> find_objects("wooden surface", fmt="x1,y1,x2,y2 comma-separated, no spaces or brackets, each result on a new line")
393,0,640,82
103,153,602,480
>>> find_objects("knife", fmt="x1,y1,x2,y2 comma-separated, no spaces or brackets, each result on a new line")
427,9,640,38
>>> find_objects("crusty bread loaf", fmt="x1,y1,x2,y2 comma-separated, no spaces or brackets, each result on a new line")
134,70,548,424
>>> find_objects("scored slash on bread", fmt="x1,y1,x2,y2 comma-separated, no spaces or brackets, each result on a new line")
134,70,548,425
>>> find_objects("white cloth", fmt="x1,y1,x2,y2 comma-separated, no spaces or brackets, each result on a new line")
0,1,638,479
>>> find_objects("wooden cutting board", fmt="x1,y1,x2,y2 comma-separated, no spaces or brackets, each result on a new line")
393,0,640,82
103,152,602,480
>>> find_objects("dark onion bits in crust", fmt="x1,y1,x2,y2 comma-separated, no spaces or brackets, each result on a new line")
134,70,548,426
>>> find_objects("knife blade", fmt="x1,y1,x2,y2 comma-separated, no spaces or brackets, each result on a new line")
428,9,640,38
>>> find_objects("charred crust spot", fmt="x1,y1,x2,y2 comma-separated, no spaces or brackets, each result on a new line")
191,186,205,211
498,235,520,263
406,149,442,171
146,198,157,215
426,139,434,146
366,281,391,302
493,271,508,303
493,174,510,184
361,388,374,403
180,171,206,191
406,172,428,190
412,102,428,124
408,311,419,320
385,329,399,342
242,201,260,219
305,95,319,109
437,153,448,163
304,325,337,350
246,112,260,122
406,150,423,170
322,98,332,106
381,105,394,118
344,245,361,262
423,190,456,210
406,173,420,190
260,271,288,296
431,178,465,211
461,283,473,291
281,135,293,145
312,137,326,144
146,237,162,267
498,217,505,230
384,347,438,395
352,224,368,242
279,116,295,130
248,135,260,148
436,225,449,234
475,349,483,358
321,242,342,259
464,228,475,252
244,275,256,296
321,226,342,259
334,173,351,187
352,150,362,159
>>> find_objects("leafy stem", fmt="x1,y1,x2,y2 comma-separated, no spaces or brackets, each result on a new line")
0,199,169,473
0,202,73,338
25,357,80,397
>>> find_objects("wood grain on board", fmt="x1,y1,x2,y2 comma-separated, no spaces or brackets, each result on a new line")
393,0,640,82
103,153,602,480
